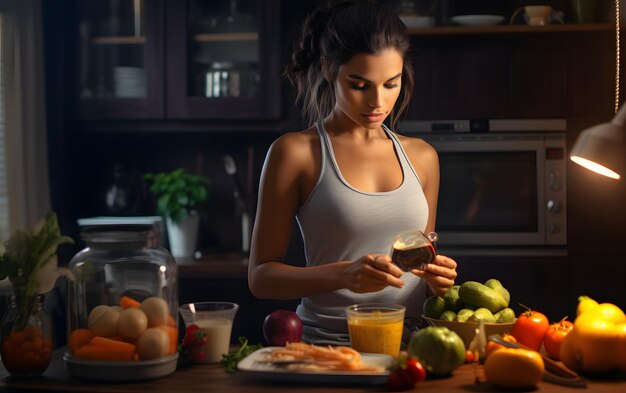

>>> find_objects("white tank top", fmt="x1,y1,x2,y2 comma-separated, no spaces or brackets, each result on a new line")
295,121,430,345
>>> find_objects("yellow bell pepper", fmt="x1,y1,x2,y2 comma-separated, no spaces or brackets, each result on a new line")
484,348,544,389
576,295,598,316
561,296,626,373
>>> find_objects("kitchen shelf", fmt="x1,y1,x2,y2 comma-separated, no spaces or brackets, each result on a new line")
408,23,614,36
176,253,248,279
91,36,147,44
192,32,259,42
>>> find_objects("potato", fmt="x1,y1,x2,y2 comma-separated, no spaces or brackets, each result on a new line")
88,305,121,337
137,328,169,360
118,308,148,340
140,297,169,327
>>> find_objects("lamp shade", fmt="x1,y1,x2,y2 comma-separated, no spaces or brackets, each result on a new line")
570,105,626,180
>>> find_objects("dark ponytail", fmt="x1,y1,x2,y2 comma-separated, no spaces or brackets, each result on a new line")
284,0,413,129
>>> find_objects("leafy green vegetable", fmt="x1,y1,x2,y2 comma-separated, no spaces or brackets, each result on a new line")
0,212,74,330
221,336,263,374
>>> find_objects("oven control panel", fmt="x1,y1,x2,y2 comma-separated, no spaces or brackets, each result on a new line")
544,136,567,245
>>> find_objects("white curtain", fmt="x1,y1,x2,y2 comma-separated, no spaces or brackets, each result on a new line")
1,0,51,230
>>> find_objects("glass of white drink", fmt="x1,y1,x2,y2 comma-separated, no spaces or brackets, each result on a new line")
178,302,239,363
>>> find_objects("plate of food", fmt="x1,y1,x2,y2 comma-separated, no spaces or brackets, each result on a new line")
451,15,505,26
237,342,393,384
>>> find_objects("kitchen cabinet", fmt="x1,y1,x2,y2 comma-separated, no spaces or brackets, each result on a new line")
77,0,165,119
405,24,615,120
76,0,280,120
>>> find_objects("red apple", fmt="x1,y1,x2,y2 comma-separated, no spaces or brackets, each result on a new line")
262,310,303,346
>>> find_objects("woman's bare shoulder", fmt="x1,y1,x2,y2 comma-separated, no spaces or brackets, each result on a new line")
396,133,438,162
269,127,318,157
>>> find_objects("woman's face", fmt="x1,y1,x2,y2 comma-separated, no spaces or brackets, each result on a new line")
331,48,404,130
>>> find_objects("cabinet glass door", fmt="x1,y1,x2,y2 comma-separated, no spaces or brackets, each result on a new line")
78,0,164,119
189,0,259,99
166,0,280,119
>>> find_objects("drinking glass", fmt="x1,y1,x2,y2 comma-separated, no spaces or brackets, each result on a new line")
391,229,438,271
179,302,239,363
345,303,405,357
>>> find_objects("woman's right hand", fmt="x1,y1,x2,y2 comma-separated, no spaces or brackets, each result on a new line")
341,254,405,293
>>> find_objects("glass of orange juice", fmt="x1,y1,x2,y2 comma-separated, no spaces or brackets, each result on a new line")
345,303,405,356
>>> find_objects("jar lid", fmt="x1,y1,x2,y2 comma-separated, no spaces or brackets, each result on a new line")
80,224,151,246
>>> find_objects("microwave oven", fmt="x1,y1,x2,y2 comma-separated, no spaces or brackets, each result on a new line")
401,119,567,251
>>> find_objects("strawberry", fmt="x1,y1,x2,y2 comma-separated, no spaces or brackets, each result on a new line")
178,324,208,366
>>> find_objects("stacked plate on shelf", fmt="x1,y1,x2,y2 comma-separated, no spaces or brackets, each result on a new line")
400,15,435,28
113,66,147,98
451,15,505,26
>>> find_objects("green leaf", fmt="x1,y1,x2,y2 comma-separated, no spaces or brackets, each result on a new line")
177,194,189,206
143,168,210,221
220,337,263,374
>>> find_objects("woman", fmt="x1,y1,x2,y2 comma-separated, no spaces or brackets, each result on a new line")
248,0,457,345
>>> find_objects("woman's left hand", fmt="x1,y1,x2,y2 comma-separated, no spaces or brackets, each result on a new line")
411,254,457,296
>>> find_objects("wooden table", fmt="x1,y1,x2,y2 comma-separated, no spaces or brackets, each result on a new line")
1,350,625,393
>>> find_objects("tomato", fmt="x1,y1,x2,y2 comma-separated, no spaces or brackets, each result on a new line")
484,348,544,389
484,333,517,359
387,370,405,391
543,317,573,360
404,358,426,383
509,305,549,351
465,349,475,364
387,354,426,391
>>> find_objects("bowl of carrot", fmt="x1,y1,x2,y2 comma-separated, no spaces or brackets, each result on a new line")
64,295,179,381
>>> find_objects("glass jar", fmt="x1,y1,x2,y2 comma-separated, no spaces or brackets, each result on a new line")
0,295,52,377
65,225,178,381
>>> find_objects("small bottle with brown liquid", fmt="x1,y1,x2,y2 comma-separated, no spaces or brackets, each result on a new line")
391,230,438,271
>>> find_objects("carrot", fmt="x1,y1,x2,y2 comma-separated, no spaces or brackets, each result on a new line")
157,325,178,355
30,336,43,350
120,295,141,309
8,350,47,372
0,323,53,372
8,331,25,344
15,339,37,357
41,347,52,362
90,336,137,354
2,337,19,357
23,325,42,338
69,329,93,355
19,351,39,366
106,336,134,343
74,344,136,361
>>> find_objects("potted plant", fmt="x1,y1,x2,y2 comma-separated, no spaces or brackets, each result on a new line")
0,212,74,376
143,169,209,258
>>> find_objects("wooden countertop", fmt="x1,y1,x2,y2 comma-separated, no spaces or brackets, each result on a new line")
1,349,625,393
